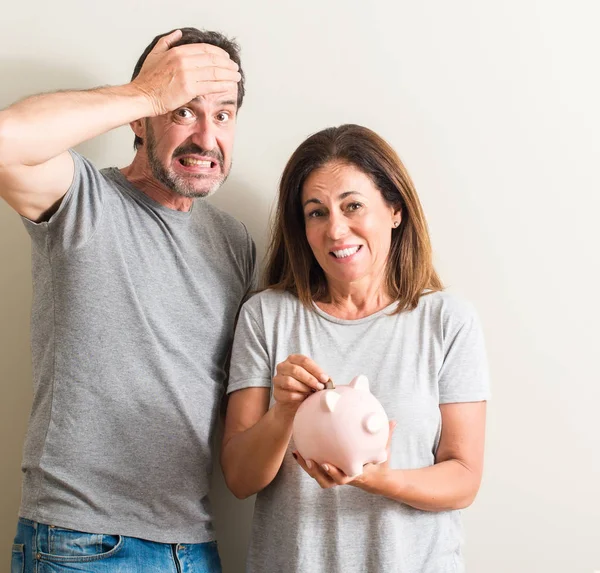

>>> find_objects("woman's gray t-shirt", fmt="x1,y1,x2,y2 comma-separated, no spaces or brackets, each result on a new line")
228,289,490,573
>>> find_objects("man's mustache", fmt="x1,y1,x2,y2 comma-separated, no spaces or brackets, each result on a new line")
173,144,224,167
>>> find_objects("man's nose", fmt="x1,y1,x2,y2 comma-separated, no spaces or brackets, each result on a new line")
191,117,217,152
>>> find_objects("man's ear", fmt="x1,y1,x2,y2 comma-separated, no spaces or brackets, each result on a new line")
130,119,145,141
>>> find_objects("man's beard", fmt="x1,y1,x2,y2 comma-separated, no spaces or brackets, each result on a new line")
145,121,229,199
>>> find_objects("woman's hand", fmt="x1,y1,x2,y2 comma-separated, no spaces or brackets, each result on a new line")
292,402,487,511
272,354,330,415
292,451,355,488
292,421,397,489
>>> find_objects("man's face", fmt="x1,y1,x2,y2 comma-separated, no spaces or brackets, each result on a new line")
143,85,238,199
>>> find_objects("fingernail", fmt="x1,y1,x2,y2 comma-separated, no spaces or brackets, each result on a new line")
306,460,313,469
317,383,325,390
320,374,330,383
321,464,329,472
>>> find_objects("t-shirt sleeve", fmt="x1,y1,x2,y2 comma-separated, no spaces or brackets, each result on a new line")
244,225,258,296
438,302,491,404
227,301,273,395
21,150,105,256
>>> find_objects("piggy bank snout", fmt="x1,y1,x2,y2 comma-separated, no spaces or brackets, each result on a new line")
363,412,386,434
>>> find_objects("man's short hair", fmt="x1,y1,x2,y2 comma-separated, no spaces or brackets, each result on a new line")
131,27,245,149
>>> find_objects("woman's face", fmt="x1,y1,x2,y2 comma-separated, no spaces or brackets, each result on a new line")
301,161,400,290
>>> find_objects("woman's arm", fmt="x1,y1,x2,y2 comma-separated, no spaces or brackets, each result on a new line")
221,388,292,499
295,401,486,511
221,354,329,499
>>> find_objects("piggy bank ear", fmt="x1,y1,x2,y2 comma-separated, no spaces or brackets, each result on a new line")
349,374,370,392
322,390,341,413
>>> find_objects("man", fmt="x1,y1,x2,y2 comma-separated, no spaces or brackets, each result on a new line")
0,27,255,572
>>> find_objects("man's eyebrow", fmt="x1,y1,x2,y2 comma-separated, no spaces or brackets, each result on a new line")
190,97,237,108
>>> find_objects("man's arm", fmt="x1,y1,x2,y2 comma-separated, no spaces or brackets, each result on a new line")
0,29,240,221
0,86,150,221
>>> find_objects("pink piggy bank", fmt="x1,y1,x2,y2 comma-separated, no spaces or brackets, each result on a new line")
292,374,389,478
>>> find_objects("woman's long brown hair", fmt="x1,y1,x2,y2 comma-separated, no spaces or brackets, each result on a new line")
264,124,443,312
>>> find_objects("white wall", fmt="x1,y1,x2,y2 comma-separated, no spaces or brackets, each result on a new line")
1,1,599,571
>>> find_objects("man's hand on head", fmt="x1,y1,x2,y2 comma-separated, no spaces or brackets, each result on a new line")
131,29,241,117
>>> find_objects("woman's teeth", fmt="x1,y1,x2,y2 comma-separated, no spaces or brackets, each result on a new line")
332,246,360,259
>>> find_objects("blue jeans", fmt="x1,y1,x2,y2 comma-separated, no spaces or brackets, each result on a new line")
11,518,222,573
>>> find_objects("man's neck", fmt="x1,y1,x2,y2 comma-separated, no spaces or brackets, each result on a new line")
120,154,193,212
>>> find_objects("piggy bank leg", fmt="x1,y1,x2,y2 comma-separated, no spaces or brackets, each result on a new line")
346,462,365,479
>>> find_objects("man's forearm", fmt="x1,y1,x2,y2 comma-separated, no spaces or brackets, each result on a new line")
0,84,152,168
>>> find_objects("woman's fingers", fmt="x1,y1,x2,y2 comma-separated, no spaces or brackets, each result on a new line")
273,374,316,394
273,355,329,407
292,451,335,488
319,463,356,486
276,354,329,391
291,451,355,488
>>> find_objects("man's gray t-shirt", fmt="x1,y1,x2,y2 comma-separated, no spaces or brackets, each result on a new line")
228,289,490,573
19,151,256,543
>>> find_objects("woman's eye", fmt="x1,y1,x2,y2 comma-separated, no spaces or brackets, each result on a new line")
347,202,363,212
306,210,324,219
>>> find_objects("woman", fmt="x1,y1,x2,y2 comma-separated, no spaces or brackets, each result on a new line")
221,124,490,573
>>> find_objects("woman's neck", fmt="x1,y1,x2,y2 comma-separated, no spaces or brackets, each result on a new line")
315,278,394,320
